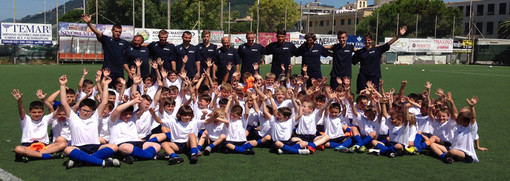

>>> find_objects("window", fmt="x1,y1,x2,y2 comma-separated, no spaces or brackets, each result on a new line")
334,20,336,26
315,21,318,26
499,3,507,15
486,22,493,35
348,19,351,25
465,5,470,16
475,22,483,35
464,22,469,34
458,6,464,14
341,19,345,25
488,4,494,15
477,4,483,16
320,20,324,26
309,22,312,27
326,20,330,26
356,18,359,25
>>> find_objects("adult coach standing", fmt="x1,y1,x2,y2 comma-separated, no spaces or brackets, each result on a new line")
213,37,240,83
295,33,329,84
353,26,407,94
173,31,201,80
330,31,356,90
198,30,217,74
82,14,130,87
148,30,175,73
123,35,150,87
265,29,297,76
238,31,265,75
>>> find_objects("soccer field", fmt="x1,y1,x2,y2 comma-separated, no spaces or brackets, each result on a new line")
0,64,509,180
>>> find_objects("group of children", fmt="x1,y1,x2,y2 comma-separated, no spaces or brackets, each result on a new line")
13,60,485,168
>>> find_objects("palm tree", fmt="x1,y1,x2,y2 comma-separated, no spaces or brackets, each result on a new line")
498,20,510,39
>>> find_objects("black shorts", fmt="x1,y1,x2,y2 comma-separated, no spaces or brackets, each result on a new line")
246,125,260,140
21,142,48,147
174,142,188,153
77,144,102,154
225,141,245,147
463,152,474,163
119,141,145,149
296,134,316,142
421,132,433,138
377,135,388,141
329,136,348,143
151,125,163,135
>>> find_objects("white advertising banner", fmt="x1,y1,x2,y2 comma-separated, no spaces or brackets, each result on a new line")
384,38,453,53
1,23,52,45
135,29,199,45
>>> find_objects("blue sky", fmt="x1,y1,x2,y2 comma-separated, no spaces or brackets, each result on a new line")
0,0,465,22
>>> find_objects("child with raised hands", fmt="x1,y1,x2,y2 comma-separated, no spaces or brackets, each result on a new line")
199,109,228,156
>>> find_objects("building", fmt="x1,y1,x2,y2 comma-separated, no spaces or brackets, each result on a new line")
292,0,373,35
445,0,510,38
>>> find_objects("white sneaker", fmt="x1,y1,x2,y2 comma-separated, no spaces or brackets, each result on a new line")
277,149,283,154
298,149,310,155
388,152,396,158
368,149,380,154
334,145,346,151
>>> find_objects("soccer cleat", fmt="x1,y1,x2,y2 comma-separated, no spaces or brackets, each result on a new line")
104,158,121,168
168,157,184,165
388,152,396,158
348,145,360,153
51,152,66,159
197,151,202,157
244,149,255,155
21,156,30,163
334,145,346,151
298,149,311,155
203,146,212,156
277,149,284,154
122,156,135,164
368,149,380,154
307,146,316,154
190,154,198,164
444,157,455,164
155,153,170,160
64,159,81,169
358,146,367,153
405,146,420,155
339,147,351,153
316,144,325,151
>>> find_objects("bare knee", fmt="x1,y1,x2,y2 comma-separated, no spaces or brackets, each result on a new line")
118,144,133,154
14,146,26,154
64,146,77,154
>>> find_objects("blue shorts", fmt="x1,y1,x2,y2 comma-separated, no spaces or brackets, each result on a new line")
119,141,145,149
329,136,348,143
296,134,316,142
77,144,102,154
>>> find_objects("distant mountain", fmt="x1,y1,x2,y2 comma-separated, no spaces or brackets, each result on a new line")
1,18,18,23
15,0,84,24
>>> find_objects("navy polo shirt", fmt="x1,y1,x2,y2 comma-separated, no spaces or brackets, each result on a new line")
331,44,355,78
214,47,240,82
295,43,329,78
124,45,150,78
265,42,297,76
174,44,201,79
148,41,176,71
354,43,390,78
99,35,130,75
238,43,265,75
198,43,217,72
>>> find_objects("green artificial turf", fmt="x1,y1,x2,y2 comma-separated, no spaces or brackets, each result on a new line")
0,64,509,180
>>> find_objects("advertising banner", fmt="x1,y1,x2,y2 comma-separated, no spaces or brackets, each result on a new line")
1,23,52,45
59,22,134,39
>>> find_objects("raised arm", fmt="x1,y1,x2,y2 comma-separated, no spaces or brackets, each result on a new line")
447,92,458,121
466,96,478,125
82,13,103,40
36,89,54,114
398,80,407,100
110,94,142,122
96,77,112,118
78,67,88,93
59,75,71,117
11,89,25,120
387,26,407,46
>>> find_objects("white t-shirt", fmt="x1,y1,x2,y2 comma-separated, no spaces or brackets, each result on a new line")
226,118,248,142
271,117,296,142
416,115,434,134
296,111,321,135
20,114,52,144
68,111,101,146
257,113,272,136
98,115,111,141
109,118,140,145
51,117,71,143
377,116,390,135
433,119,456,143
162,118,198,143
193,102,212,129
204,121,227,141
134,110,154,139
356,113,378,137
245,108,259,127
324,115,346,139
139,83,159,100
166,77,182,88
386,116,409,145
408,106,421,116
450,122,479,162
286,82,302,92
76,87,97,101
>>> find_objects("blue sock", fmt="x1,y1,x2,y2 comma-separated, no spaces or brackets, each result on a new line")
129,146,155,159
440,152,447,159
381,146,396,155
69,149,103,166
308,142,316,148
362,136,373,146
148,137,159,142
197,145,202,150
345,127,351,133
376,143,388,150
233,146,246,153
208,143,216,149
241,143,253,149
257,139,262,145
191,147,199,155
354,135,364,146
329,142,342,148
41,153,51,159
165,132,172,140
144,147,157,155
281,145,299,154
341,138,353,147
91,147,115,159
291,144,302,149
414,134,423,150
170,153,179,158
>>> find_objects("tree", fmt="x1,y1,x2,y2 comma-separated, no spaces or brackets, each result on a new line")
498,20,510,39
248,0,299,32
357,0,462,41
86,0,167,28
59,9,83,23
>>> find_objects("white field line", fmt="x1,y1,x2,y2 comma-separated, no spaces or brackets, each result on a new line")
0,168,22,181
427,70,510,77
